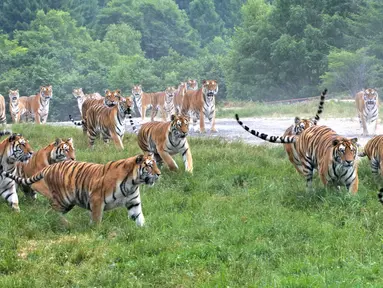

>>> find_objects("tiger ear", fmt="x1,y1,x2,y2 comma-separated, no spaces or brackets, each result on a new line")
351,138,358,144
116,89,121,94
202,80,207,85
136,154,144,164
54,138,62,146
294,117,301,124
171,114,177,121
332,139,339,146
67,138,73,144
8,134,17,142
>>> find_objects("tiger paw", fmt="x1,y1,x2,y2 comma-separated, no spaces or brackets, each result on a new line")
12,203,20,212
211,128,218,133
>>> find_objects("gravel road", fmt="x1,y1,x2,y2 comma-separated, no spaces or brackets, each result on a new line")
53,116,378,148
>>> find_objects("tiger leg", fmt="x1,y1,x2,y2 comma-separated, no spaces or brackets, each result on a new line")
35,112,41,124
161,106,166,121
199,108,206,133
141,105,147,121
208,109,217,132
361,115,368,136
151,106,158,122
31,181,53,200
0,181,20,212
87,128,98,148
111,133,124,150
181,148,193,173
302,162,315,192
126,192,145,227
346,172,358,195
158,150,178,171
90,193,104,224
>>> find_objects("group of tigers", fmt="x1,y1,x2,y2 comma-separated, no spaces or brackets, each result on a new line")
236,87,383,205
0,79,218,226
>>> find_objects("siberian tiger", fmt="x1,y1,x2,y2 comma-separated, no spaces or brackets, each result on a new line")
283,88,327,174
181,80,218,133
0,94,6,125
72,88,103,116
8,89,28,123
69,89,121,133
355,88,379,136
137,114,193,173
16,138,75,199
150,91,166,121
86,96,135,149
358,135,383,180
0,133,33,211
174,82,187,115
19,85,53,124
163,86,176,121
236,115,359,193
2,153,161,225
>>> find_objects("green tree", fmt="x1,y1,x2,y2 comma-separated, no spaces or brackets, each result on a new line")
104,23,143,56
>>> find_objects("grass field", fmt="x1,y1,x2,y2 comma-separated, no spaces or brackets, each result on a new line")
1,124,383,287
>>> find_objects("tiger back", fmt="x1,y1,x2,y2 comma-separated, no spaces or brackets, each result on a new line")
181,80,218,133
355,88,379,136
16,138,75,199
358,135,383,178
19,85,53,124
2,153,161,226
137,114,193,172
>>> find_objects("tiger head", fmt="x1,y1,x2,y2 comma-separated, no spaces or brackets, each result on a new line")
8,89,20,103
118,96,134,115
72,88,85,99
187,79,198,90
363,88,378,109
131,85,143,99
332,138,358,167
8,134,33,163
170,114,189,138
51,138,76,162
293,117,316,135
135,152,161,186
165,86,176,101
40,85,53,100
202,80,218,103
104,89,122,107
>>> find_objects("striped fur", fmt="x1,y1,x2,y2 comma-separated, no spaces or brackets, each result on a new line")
16,138,75,199
131,85,153,121
174,82,187,115
86,96,136,149
8,89,28,123
236,116,359,193
283,88,327,174
137,114,193,173
181,80,218,133
164,86,176,121
2,153,161,225
150,91,167,121
358,135,383,180
0,95,6,124
72,88,103,116
355,88,379,136
0,133,33,211
19,85,53,124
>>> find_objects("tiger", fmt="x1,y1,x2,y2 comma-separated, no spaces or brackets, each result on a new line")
163,86,177,121
69,89,121,133
283,88,327,174
181,79,218,133
137,114,193,173
150,91,167,122
2,153,161,225
16,138,75,199
355,88,379,136
0,94,6,125
86,96,136,149
8,89,28,123
19,85,53,124
358,135,383,181
72,88,103,116
236,115,359,193
131,85,153,121
186,79,198,91
174,82,187,115
0,133,33,212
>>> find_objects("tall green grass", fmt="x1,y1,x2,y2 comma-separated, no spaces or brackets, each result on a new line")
0,124,383,287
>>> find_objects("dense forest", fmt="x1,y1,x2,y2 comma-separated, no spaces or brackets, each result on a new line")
0,0,382,120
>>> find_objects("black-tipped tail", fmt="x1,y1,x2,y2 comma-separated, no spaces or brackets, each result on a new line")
69,115,83,126
235,114,295,143
127,108,137,134
0,130,12,137
313,88,327,123
2,171,43,185
378,188,383,205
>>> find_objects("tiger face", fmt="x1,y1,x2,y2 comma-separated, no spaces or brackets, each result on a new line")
9,134,33,162
131,85,143,99
363,88,378,109
72,88,85,99
332,138,358,167
8,89,20,103
136,153,161,186
187,79,198,90
165,86,176,100
171,114,189,138
51,138,75,162
104,89,121,107
293,117,316,135
202,80,218,103
40,85,53,100
119,97,134,115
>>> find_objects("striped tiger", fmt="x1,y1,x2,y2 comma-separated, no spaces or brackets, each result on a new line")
2,153,161,225
0,133,33,211
181,79,218,133
0,94,6,125
150,91,166,122
86,96,136,149
8,89,28,123
69,89,121,133
355,88,379,136
283,88,327,174
72,88,103,116
137,114,193,173
16,138,75,199
163,86,176,121
19,85,53,124
131,85,153,121
358,135,383,181
174,82,187,115
236,115,359,193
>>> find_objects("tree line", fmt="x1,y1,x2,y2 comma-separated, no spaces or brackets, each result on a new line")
0,0,382,121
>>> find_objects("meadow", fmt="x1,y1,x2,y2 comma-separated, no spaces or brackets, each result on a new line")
1,124,383,287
